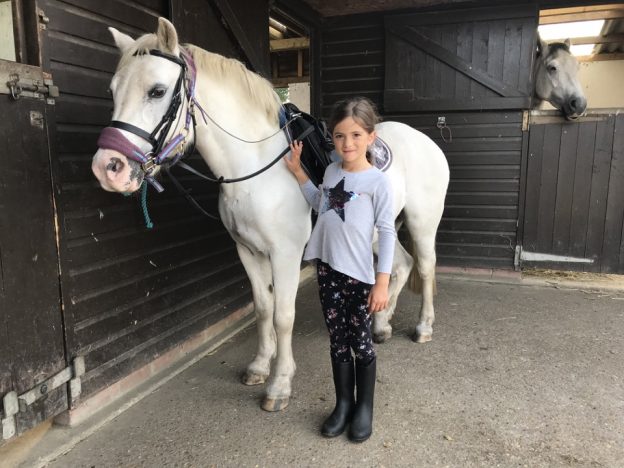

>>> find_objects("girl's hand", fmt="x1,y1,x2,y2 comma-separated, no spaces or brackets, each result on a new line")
284,141,308,184
368,273,390,313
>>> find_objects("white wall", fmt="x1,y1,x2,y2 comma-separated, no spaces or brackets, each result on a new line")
578,59,624,109
287,82,310,113
0,1,16,62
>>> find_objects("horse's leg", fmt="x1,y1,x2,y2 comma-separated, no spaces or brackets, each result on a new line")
236,244,276,386
373,239,413,343
406,225,438,343
261,249,300,412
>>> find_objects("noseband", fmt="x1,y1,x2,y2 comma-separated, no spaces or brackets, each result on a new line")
97,48,198,192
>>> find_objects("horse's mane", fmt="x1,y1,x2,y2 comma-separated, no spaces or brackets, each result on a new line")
116,33,281,123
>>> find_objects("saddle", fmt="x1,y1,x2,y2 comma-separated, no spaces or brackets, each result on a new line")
282,102,334,186
282,103,393,186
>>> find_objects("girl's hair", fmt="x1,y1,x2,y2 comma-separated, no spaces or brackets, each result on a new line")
328,97,381,134
328,97,381,163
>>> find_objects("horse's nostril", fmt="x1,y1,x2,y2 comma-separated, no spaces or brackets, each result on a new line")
106,157,123,173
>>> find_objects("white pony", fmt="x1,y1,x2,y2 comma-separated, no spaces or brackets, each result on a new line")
534,37,587,120
91,18,449,411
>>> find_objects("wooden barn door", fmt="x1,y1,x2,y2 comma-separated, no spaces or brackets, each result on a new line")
520,110,624,273
383,4,537,112
0,0,68,443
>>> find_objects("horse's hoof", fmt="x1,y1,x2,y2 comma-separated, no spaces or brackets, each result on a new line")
261,397,289,412
373,331,391,344
412,332,432,343
242,371,267,386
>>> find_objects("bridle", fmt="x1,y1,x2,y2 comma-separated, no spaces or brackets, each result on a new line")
97,47,197,192
96,47,310,195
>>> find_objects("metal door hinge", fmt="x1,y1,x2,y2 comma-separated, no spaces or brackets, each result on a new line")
1,357,85,440
7,73,59,103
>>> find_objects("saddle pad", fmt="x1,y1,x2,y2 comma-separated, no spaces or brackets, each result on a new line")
329,136,393,172
369,136,392,172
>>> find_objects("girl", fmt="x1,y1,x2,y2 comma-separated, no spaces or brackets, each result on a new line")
284,97,396,442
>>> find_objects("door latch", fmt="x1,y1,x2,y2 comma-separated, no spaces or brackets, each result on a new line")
1,357,85,440
7,73,60,103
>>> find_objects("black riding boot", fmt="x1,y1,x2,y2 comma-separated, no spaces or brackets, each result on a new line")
349,357,376,442
321,359,355,437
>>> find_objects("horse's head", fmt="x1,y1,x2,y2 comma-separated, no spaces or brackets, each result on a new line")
92,18,193,193
534,37,587,120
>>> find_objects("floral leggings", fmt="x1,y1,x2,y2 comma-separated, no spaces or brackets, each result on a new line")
317,261,375,365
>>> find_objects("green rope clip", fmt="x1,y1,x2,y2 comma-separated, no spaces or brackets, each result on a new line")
140,181,154,229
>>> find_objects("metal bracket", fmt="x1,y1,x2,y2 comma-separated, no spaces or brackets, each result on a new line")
1,357,85,440
7,73,60,103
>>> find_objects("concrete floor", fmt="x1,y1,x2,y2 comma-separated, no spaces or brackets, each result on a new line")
8,273,624,467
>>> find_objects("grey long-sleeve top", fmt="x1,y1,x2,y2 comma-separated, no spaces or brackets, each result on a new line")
300,162,396,284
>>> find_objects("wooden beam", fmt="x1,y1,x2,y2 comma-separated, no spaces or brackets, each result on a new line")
271,76,310,87
541,4,624,16
569,34,624,45
269,26,283,40
539,9,624,24
579,52,624,62
270,37,310,52
269,17,288,34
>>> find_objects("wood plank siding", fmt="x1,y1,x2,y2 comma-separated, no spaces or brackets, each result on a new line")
397,112,523,269
43,0,251,399
522,111,624,273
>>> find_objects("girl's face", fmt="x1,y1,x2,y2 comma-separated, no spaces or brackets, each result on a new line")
332,117,376,169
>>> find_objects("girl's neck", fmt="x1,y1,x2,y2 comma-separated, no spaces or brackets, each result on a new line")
341,159,373,173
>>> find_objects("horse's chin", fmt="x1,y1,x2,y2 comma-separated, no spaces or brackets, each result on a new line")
565,113,581,121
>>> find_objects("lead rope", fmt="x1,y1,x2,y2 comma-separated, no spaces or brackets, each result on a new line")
141,181,154,229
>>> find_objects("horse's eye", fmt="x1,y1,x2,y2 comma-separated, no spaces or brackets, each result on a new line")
148,87,166,99
548,65,557,73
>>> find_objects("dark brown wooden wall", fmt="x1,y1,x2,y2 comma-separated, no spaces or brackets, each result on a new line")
522,111,624,273
44,0,253,399
319,9,530,269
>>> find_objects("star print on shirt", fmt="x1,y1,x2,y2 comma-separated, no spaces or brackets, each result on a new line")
321,177,359,222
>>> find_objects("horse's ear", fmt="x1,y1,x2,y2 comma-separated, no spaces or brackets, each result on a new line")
563,38,571,50
156,17,179,54
109,27,134,54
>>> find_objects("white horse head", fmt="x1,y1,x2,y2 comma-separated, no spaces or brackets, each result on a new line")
534,36,587,120
92,18,194,193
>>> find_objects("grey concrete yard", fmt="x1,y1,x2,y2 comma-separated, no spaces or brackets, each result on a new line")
7,272,624,467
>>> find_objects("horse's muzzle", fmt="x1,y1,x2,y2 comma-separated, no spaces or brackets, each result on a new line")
92,149,144,193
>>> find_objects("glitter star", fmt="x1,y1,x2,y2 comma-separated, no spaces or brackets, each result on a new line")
322,178,359,221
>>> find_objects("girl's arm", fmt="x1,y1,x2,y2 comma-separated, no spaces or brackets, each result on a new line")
283,140,322,211
368,176,396,313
